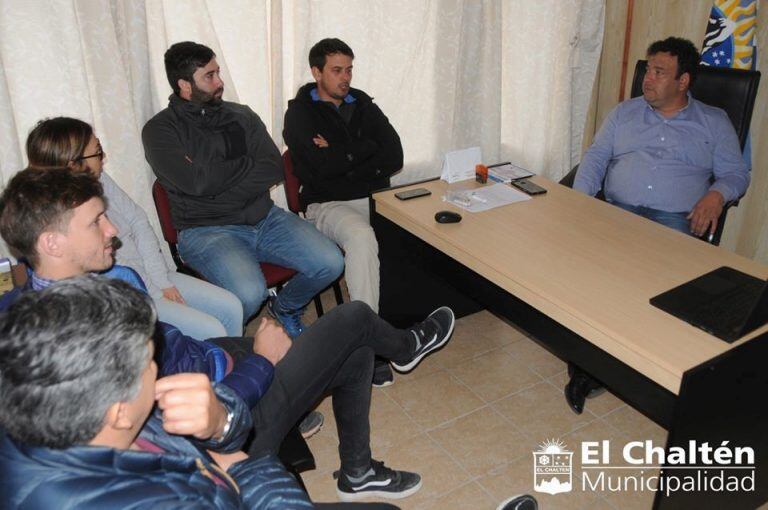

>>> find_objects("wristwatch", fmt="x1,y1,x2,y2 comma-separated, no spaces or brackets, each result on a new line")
214,408,234,442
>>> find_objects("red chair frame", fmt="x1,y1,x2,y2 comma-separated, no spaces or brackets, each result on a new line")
151,180,325,318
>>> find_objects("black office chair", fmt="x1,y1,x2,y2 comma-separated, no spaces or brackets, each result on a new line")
561,60,761,245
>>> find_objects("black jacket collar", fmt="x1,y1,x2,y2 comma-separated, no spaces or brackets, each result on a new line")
168,93,225,117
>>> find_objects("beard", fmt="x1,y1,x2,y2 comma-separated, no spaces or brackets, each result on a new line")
190,82,224,106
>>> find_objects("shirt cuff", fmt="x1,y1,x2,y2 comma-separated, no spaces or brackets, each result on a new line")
708,181,735,204
220,354,275,409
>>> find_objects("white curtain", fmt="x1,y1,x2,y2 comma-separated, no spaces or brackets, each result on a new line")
0,0,604,258
280,0,605,182
0,0,157,240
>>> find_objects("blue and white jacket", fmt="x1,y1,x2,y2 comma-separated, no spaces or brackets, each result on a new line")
0,385,313,509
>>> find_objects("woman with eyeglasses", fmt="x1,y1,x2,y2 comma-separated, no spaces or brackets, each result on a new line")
26,117,243,338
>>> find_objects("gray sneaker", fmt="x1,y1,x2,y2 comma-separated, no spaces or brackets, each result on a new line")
391,306,455,373
299,411,324,439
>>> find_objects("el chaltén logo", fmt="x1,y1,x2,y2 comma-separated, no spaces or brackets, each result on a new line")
532,438,756,496
533,439,573,495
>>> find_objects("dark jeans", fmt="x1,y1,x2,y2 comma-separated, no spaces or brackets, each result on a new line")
609,200,692,235
213,301,413,473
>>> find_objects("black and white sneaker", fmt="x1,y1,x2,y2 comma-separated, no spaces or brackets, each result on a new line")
372,359,394,388
336,460,422,501
391,306,455,373
497,494,538,510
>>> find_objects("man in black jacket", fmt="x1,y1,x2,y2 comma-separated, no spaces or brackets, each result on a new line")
143,41,344,340
283,38,403,386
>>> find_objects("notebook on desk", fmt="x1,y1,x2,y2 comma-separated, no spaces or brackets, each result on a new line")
649,266,768,343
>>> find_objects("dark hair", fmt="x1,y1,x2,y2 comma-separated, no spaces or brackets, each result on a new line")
0,275,155,448
26,117,93,169
164,41,216,95
0,168,103,267
308,38,354,71
647,37,700,85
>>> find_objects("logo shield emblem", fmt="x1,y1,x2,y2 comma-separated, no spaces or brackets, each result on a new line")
533,439,573,495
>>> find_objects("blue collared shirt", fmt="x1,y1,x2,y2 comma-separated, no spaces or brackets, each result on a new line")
28,266,147,292
309,87,356,105
29,271,55,291
574,95,749,212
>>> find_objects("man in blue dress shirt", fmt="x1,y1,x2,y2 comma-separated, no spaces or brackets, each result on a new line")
574,36,749,238
567,37,750,415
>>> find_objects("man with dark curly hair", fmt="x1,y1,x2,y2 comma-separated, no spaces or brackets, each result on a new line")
569,36,750,415
575,36,749,238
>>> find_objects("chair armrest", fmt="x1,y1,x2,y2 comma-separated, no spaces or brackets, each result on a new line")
560,164,605,201
558,165,579,188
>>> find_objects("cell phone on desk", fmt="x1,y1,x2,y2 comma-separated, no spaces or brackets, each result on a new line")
395,188,432,200
511,179,547,195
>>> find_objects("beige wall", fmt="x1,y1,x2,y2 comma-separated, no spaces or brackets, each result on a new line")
584,0,767,263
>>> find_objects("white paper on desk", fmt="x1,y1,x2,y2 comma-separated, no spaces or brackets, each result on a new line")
440,146,481,183
444,183,531,212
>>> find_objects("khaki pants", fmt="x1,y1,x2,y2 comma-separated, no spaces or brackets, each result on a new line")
306,198,380,312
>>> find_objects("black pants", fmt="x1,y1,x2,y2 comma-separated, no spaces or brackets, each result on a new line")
213,301,413,473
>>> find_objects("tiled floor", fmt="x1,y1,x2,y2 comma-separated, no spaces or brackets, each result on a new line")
246,285,695,510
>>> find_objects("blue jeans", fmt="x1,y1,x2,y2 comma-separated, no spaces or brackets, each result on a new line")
610,200,692,236
178,206,344,320
153,272,244,339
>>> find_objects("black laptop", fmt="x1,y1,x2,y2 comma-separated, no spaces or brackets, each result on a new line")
649,266,768,343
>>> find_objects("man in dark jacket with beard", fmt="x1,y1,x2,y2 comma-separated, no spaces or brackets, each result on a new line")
283,38,403,387
143,41,344,340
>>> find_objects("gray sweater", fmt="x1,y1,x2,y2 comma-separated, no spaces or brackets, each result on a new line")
142,95,283,230
101,172,172,297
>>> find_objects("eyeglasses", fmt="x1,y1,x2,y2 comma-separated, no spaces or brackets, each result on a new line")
74,141,105,163
74,149,105,162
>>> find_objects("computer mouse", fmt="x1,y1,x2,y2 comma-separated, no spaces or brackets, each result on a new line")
435,210,462,224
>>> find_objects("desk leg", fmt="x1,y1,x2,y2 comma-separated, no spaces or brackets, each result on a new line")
653,332,768,510
373,211,483,328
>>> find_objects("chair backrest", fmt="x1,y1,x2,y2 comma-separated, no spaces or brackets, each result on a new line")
630,60,761,151
151,180,191,272
282,150,303,214
151,180,178,244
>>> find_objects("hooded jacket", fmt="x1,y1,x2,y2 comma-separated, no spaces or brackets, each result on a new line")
283,83,403,206
142,94,283,230
0,385,313,509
